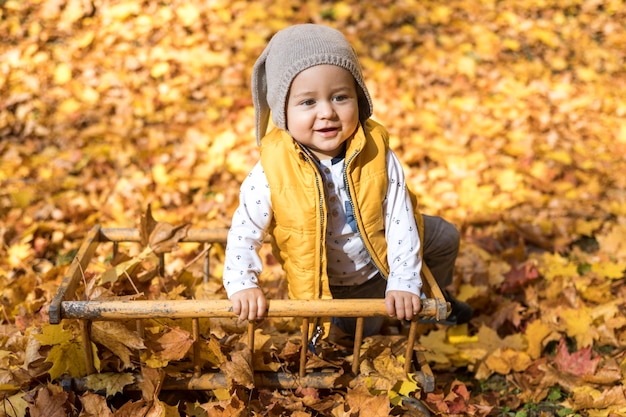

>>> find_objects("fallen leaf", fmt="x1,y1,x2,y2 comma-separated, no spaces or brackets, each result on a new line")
554,338,600,378
345,385,391,416
84,372,135,398
27,384,69,417
91,321,146,369
143,326,194,367
78,391,114,417
221,348,254,389
524,319,554,359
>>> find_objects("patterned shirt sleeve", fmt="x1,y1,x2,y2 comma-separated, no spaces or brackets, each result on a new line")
383,150,423,296
222,161,272,298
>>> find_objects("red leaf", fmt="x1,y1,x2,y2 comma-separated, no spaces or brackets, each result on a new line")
500,262,540,293
554,338,600,377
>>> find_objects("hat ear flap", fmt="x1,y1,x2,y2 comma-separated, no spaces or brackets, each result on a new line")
252,47,270,146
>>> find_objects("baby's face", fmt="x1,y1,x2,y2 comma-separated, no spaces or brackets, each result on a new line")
285,65,359,160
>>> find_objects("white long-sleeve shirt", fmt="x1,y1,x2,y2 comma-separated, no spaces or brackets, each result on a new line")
223,149,423,298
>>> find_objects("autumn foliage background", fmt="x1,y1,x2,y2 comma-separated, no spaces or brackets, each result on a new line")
1,0,626,416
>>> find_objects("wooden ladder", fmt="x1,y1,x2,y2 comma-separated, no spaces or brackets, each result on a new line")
49,226,449,392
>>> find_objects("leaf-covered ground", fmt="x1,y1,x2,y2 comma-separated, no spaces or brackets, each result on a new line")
1,0,626,416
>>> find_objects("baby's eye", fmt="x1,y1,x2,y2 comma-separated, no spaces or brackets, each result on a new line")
301,99,316,106
332,95,349,102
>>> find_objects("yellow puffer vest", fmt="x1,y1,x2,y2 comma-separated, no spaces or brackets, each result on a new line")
260,119,424,300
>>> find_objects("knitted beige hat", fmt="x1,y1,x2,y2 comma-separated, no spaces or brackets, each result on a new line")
252,24,373,145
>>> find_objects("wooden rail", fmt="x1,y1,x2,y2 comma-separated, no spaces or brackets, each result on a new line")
58,298,444,320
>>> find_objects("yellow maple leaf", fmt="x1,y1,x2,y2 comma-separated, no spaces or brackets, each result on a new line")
143,356,168,369
485,348,532,375
596,223,626,263
398,375,419,397
58,97,81,115
574,218,603,237
35,324,72,346
576,277,613,304
372,347,406,383
150,62,170,78
103,1,140,21
559,307,596,348
212,388,231,401
530,26,561,48
488,260,511,287
46,339,99,380
457,283,484,305
176,3,199,27
430,5,452,24
151,163,169,185
524,319,554,359
389,374,420,406
420,329,459,366
457,55,476,80
495,168,520,193
53,63,72,84
591,261,626,279
8,242,33,268
536,252,579,280
447,323,479,345
36,325,100,380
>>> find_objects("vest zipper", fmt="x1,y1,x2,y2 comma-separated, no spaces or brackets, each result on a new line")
298,147,327,299
301,151,326,351
343,148,387,279
314,163,325,298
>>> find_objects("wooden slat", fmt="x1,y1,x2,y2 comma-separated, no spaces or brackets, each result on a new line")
421,264,449,320
57,298,443,320
98,227,230,243
49,225,102,324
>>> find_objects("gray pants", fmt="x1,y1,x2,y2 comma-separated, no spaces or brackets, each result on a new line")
330,215,460,337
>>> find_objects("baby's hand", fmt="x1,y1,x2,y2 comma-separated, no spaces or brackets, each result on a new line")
230,288,267,322
385,290,421,321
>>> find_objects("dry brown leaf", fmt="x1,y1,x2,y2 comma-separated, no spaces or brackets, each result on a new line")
345,385,391,416
144,326,194,366
137,366,164,402
27,384,69,417
109,399,151,417
221,349,254,390
78,391,114,417
139,204,190,255
91,321,146,369
200,395,247,417
571,385,626,411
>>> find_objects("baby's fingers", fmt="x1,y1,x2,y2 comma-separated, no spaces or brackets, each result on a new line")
385,291,422,320
256,296,268,320
232,299,248,322
395,296,414,320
